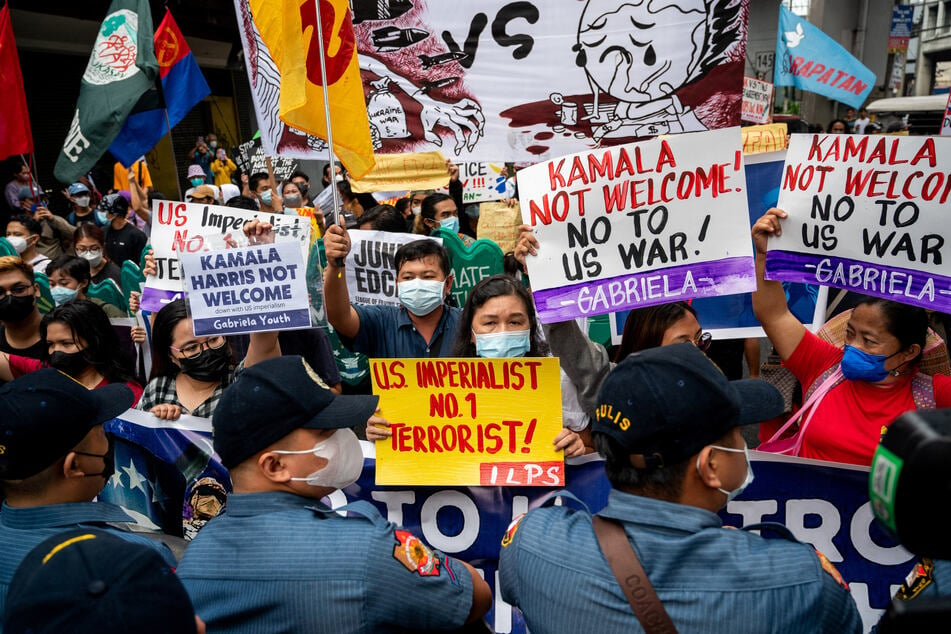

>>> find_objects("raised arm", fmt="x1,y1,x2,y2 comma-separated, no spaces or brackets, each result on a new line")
322,224,361,339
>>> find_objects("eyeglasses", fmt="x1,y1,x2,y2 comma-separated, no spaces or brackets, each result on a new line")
695,332,713,352
0,283,33,298
170,335,226,359
75,246,102,255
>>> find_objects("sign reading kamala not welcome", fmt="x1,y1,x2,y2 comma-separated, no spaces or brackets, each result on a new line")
768,134,951,312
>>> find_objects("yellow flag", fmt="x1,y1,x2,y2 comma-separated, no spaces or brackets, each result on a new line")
249,0,374,178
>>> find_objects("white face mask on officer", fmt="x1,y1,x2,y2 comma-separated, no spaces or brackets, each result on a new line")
274,428,364,490
697,444,754,503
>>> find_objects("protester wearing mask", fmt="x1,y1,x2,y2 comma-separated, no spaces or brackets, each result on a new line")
289,170,312,205
176,356,491,631
280,180,304,210
101,193,147,268
4,162,32,215
65,182,103,227
211,148,237,188
188,138,214,182
5,214,50,272
46,255,125,318
249,172,282,213
320,162,342,190
0,256,44,359
419,193,474,246
0,370,176,613
499,344,862,634
15,189,73,261
73,223,122,289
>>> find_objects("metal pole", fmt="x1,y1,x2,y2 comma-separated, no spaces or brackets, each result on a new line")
314,0,342,227
163,110,184,201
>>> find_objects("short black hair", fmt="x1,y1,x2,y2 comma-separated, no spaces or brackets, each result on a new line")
8,214,41,237
225,195,259,211
39,300,136,384
45,255,91,287
359,205,408,233
452,274,548,358
394,240,451,277
855,298,929,365
594,433,690,501
248,172,269,193
290,170,309,183
420,193,455,221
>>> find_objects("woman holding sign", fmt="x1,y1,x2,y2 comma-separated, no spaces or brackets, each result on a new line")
751,208,951,466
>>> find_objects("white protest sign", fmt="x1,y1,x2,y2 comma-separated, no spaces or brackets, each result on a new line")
346,230,441,306
181,241,310,336
141,201,311,312
517,127,756,323
942,92,951,136
436,161,508,204
742,76,773,125
767,134,951,312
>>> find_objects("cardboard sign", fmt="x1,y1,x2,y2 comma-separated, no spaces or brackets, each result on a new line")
767,134,951,313
477,202,522,254
345,230,441,306
181,241,311,336
517,127,756,323
350,151,449,193
371,357,564,486
141,201,311,312
433,229,505,307
437,161,508,203
742,123,788,154
741,76,773,125
233,137,298,181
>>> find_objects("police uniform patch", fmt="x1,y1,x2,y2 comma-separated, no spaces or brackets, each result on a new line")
501,514,525,548
815,550,849,590
896,558,934,600
393,530,440,576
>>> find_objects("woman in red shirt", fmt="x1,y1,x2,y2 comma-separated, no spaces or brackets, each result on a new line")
0,299,142,403
752,208,951,465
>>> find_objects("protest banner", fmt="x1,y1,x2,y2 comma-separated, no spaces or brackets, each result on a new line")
353,1,748,162
433,229,505,307
888,5,914,54
346,230,440,306
742,76,773,125
942,92,951,136
437,161,508,203
742,123,788,154
350,151,449,193
517,127,756,323
181,240,310,336
233,137,299,181
477,201,522,254
371,357,564,486
767,134,951,313
141,200,311,312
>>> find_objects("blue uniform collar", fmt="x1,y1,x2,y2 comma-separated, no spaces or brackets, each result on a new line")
223,491,331,516
0,500,135,529
598,488,723,533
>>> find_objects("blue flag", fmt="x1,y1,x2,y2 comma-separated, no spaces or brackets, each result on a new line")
774,5,876,110
110,9,209,168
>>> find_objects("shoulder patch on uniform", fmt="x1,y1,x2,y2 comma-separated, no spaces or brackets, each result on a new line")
501,514,525,548
815,550,849,590
393,530,440,576
897,558,934,600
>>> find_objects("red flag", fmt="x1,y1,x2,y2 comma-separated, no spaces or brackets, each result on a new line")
0,2,33,159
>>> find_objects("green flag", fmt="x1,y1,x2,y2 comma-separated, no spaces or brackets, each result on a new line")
54,0,157,184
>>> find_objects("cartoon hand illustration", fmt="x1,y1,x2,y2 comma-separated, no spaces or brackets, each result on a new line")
418,96,484,155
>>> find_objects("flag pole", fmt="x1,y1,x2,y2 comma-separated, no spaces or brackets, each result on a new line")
163,109,184,201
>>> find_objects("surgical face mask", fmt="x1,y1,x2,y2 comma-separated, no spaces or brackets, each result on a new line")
178,346,232,382
0,294,35,322
398,278,445,316
439,215,459,234
95,211,109,225
474,329,531,358
283,193,302,208
276,428,364,490
80,249,103,268
259,189,273,206
335,174,345,182
411,205,422,216
840,345,899,383
697,445,754,503
209,141,218,149
49,349,89,376
73,195,91,208
5,235,28,254
50,285,79,306
190,177,205,188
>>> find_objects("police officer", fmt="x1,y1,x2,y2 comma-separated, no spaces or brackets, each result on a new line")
177,356,491,632
499,343,862,633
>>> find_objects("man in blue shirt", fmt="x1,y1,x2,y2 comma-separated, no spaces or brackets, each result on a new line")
0,370,177,612
499,343,863,633
323,226,460,357
177,356,491,632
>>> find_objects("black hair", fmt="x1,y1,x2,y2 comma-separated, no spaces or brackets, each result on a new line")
73,223,106,246
594,433,690,501
336,179,354,202
855,298,929,365
290,170,310,183
394,240,451,277
614,301,698,362
827,119,848,133
39,300,136,385
359,205,408,233
150,299,188,379
420,193,455,222
394,198,411,216
45,255,91,290
225,195,260,211
451,274,549,358
9,214,41,237
248,172,269,193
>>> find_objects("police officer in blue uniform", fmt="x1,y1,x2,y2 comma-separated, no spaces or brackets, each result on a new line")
177,356,491,632
499,343,862,633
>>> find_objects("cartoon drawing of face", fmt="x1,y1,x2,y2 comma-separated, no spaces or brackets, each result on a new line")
577,0,706,102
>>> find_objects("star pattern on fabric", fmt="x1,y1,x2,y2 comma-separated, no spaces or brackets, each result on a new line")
121,458,149,495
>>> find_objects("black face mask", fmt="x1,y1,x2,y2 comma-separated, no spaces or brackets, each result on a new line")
76,435,115,481
178,346,231,382
0,294,35,322
48,350,90,376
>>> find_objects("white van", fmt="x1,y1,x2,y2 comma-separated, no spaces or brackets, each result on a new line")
866,94,947,135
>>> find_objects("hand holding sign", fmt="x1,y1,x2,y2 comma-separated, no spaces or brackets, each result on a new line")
752,208,788,255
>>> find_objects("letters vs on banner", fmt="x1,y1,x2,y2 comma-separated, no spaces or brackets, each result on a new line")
371,357,564,486
518,127,756,323
353,0,748,162
767,134,951,313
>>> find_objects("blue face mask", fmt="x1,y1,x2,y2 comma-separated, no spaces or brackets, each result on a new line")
190,177,205,188
439,215,459,234
840,345,897,383
398,279,445,316
50,285,79,306
95,211,110,225
260,189,273,206
473,330,531,358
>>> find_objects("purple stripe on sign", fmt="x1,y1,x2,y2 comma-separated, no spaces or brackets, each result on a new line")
192,309,313,336
141,288,184,312
766,250,951,313
532,257,756,323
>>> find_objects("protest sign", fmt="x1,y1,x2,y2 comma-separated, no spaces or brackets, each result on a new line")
346,230,440,306
888,5,914,54
233,137,299,181
742,123,788,154
477,202,522,254
350,151,449,193
742,76,773,125
942,92,951,136
517,127,756,323
437,161,508,203
181,240,310,336
767,134,951,313
371,357,564,486
433,229,505,307
141,200,311,312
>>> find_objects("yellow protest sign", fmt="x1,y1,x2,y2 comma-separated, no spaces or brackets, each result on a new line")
372,357,564,486
477,201,521,254
350,151,449,193
742,123,788,154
